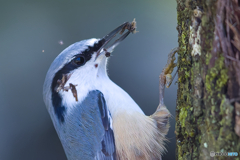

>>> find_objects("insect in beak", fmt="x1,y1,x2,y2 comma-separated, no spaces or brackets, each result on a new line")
95,19,137,59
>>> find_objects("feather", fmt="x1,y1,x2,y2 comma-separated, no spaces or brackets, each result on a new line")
113,109,170,160
57,90,116,160
96,92,116,160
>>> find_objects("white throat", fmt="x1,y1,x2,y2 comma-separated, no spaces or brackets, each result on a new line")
60,55,144,119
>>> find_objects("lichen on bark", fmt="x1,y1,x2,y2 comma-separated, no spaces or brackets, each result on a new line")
176,0,240,159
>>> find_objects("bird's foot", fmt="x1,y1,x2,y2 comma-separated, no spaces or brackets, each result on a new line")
158,47,179,109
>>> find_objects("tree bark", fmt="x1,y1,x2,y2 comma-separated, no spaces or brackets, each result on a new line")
175,0,240,159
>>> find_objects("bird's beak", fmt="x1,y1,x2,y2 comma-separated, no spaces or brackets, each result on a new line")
95,20,136,59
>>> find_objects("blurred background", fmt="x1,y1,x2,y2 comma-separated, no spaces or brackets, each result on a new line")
0,0,178,160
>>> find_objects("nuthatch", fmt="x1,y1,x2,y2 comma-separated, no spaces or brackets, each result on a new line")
43,20,177,160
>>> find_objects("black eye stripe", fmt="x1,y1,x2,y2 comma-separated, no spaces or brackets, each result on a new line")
50,39,105,122
72,56,85,66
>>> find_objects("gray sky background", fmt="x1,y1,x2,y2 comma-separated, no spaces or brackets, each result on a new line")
0,1,178,160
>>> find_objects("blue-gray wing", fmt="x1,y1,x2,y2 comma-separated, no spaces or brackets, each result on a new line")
95,91,116,160
63,90,116,160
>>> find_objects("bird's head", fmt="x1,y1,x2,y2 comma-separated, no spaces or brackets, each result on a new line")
43,22,135,123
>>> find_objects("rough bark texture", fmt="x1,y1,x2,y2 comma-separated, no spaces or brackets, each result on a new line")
176,0,240,159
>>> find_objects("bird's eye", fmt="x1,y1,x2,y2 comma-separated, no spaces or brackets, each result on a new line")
73,56,85,66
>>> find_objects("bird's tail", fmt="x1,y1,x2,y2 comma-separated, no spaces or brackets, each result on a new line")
151,105,170,136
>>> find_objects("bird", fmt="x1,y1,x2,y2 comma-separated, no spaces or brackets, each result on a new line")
43,21,173,160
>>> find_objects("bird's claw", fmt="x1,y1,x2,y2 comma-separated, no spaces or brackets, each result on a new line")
158,47,179,107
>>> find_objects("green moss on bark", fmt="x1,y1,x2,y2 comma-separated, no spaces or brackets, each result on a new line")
176,0,240,159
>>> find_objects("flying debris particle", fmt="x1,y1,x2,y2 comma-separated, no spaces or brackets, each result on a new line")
103,48,111,57
56,73,78,102
105,52,111,57
58,40,64,45
42,50,45,52
56,73,72,92
69,83,78,101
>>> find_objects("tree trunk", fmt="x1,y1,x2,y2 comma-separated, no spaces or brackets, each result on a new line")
175,0,240,159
